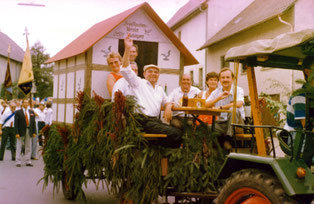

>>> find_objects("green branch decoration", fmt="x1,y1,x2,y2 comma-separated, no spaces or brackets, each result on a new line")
40,90,225,203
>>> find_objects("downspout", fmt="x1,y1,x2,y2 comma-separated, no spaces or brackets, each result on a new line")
278,15,295,92
200,0,209,90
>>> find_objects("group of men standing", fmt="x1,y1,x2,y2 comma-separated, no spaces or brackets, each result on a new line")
0,99,53,167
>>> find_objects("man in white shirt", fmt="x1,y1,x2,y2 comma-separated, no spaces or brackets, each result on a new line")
31,102,46,159
164,74,201,128
120,34,182,148
0,101,17,161
0,101,8,117
111,62,138,101
45,101,53,125
206,68,245,139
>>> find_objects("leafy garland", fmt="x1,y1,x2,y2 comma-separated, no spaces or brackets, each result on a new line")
40,90,225,203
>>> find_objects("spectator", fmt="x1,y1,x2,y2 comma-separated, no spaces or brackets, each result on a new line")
121,34,182,148
282,56,313,167
129,44,138,65
164,74,201,128
196,72,219,125
45,101,53,125
106,52,123,97
0,100,8,117
0,101,17,161
14,99,36,167
205,68,245,149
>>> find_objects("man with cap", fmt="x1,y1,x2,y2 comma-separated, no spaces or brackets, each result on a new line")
120,34,182,148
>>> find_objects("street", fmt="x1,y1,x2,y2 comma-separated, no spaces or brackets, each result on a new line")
0,149,119,204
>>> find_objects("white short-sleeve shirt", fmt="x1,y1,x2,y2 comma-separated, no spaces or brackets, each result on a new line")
168,86,201,116
206,85,245,121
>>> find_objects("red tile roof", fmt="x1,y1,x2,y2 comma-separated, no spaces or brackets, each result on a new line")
46,2,198,66
199,0,296,49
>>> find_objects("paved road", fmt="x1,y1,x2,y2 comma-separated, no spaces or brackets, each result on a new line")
0,149,119,204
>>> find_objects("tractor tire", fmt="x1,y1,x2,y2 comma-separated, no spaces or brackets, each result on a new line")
62,172,78,200
215,168,298,204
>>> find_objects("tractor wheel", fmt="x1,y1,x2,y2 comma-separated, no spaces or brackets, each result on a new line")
215,168,298,204
62,171,78,200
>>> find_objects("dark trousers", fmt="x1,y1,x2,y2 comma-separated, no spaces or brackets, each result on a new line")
37,121,45,146
139,116,182,148
0,127,16,160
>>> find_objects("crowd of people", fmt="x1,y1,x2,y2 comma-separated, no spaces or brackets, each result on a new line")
2,35,310,166
106,34,313,152
105,34,246,149
0,98,53,167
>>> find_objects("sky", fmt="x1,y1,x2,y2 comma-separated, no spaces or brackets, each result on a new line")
0,0,189,57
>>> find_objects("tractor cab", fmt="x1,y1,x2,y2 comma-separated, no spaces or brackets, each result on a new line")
215,29,314,204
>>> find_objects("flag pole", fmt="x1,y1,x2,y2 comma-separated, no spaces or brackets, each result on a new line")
25,31,33,108
18,27,34,105
5,44,11,100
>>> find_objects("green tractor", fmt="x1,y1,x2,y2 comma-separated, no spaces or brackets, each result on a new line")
215,29,314,204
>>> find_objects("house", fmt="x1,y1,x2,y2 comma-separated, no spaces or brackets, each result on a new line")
46,2,198,124
168,0,254,89
0,31,24,96
169,0,314,105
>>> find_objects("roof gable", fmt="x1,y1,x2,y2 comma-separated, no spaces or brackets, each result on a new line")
0,32,24,62
199,0,296,49
46,2,198,66
167,0,206,29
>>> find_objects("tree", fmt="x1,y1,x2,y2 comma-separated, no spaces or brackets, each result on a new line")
31,41,53,99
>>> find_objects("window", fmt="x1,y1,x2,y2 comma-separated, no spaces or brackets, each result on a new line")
190,70,194,85
199,67,203,88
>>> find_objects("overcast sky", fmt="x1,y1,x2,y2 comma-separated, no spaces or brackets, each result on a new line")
0,0,188,57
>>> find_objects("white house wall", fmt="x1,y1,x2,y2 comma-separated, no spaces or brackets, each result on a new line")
206,8,302,104
92,8,181,98
75,70,85,93
173,11,207,88
92,37,119,65
58,73,66,99
158,73,179,95
107,9,170,43
206,0,254,39
91,70,110,99
53,74,58,98
66,72,75,99
158,43,180,69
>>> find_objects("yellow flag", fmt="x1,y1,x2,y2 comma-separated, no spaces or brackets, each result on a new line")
18,35,34,95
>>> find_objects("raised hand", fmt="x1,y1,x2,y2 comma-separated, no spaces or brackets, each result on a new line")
219,91,231,100
124,33,133,49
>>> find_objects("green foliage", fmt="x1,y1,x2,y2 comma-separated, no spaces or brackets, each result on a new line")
31,41,53,99
41,92,225,203
259,93,287,125
39,125,68,195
